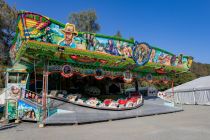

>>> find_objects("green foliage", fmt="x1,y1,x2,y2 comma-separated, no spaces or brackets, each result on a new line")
69,9,100,33
171,72,197,87
0,0,17,65
0,0,17,87
191,61,210,77
16,41,135,71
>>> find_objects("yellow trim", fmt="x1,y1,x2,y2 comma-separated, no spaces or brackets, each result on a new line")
18,20,24,38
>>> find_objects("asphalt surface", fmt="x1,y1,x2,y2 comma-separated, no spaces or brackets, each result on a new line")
0,105,210,140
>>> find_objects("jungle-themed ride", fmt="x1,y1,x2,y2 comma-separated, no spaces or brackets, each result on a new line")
0,11,193,125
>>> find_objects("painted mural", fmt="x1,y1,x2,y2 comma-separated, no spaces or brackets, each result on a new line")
18,100,41,121
149,48,192,69
12,11,193,71
149,49,172,66
39,23,134,57
17,12,135,58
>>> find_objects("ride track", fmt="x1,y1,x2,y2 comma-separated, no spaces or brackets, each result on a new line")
48,95,144,111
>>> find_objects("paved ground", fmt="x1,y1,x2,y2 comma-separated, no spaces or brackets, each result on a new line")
0,105,210,140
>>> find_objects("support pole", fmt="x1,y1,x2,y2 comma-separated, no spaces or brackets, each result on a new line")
171,80,174,97
34,59,37,93
135,79,139,95
40,59,48,127
171,80,176,105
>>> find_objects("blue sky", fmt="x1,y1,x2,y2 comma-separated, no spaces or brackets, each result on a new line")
6,0,210,64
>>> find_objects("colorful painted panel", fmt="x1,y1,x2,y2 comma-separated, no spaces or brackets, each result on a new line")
12,11,193,71
17,12,135,58
149,49,173,66
6,85,20,100
37,25,134,57
149,48,193,70
6,100,17,120
94,37,133,57
133,43,152,66
18,100,41,121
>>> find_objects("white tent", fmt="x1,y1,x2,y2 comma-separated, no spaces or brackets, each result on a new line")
165,76,210,105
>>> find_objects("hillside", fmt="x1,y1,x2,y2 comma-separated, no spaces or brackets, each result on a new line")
191,62,210,77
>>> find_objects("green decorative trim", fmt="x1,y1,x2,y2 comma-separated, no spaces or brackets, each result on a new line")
79,32,134,43
151,45,192,59
11,15,21,46
14,40,189,74
48,17,65,28
132,61,188,74
11,28,19,45
150,45,174,56
15,41,27,62
15,40,135,72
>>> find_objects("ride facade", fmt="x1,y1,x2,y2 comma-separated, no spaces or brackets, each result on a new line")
0,11,193,125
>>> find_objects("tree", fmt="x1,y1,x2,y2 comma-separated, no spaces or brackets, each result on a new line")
191,62,210,77
69,10,100,33
0,0,17,88
0,0,17,65
114,30,122,38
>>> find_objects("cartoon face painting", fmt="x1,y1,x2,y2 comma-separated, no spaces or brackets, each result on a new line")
59,23,78,48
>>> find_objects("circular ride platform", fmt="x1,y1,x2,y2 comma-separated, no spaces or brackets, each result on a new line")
44,97,182,125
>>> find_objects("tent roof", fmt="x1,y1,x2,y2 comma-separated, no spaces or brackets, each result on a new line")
165,76,210,92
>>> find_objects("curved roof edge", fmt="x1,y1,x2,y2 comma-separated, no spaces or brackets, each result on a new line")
16,10,192,58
